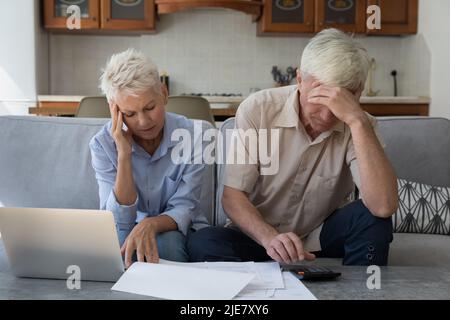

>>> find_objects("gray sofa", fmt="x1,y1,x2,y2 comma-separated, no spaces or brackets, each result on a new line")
0,115,449,267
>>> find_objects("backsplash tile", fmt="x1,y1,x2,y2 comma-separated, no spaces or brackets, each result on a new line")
48,10,430,98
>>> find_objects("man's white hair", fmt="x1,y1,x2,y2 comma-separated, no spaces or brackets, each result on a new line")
300,28,370,91
100,48,161,102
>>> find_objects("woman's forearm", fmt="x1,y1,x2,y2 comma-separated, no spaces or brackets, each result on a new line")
114,153,137,205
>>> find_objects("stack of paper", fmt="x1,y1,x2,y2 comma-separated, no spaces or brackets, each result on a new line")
111,262,254,300
236,272,317,300
111,259,316,300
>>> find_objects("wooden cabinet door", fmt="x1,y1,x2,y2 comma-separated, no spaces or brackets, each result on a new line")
367,0,418,35
315,0,366,33
44,0,100,29
100,0,155,30
259,0,315,34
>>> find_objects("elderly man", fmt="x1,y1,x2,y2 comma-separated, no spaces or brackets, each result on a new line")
89,49,208,267
188,29,398,266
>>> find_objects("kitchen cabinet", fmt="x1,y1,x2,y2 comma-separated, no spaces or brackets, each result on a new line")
259,0,315,33
259,0,366,35
43,0,155,32
44,0,100,29
366,0,418,35
156,0,262,17
259,0,417,35
101,0,155,30
315,0,366,33
361,103,428,116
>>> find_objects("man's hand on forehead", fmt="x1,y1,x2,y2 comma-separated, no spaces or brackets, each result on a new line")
307,81,365,126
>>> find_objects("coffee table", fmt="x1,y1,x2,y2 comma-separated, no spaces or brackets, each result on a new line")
1,241,448,300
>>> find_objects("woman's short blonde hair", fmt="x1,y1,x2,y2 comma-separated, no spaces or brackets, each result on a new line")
100,48,161,102
300,28,370,91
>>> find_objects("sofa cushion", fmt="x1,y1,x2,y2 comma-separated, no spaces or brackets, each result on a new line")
377,117,450,187
395,178,450,235
298,233,450,267
0,116,107,210
388,233,450,267
0,116,215,225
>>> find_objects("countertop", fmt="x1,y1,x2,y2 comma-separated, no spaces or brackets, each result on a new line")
359,96,430,104
37,95,431,105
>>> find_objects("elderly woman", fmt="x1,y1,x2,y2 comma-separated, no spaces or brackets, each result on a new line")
89,49,208,267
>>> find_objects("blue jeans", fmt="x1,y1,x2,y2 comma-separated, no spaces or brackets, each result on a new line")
187,200,393,266
118,226,189,262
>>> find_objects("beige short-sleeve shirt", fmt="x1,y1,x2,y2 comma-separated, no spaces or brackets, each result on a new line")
223,85,383,252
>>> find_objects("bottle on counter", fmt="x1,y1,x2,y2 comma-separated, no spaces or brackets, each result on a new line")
160,71,170,95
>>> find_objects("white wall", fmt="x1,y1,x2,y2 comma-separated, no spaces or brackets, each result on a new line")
48,9,430,98
418,0,450,119
0,0,40,115
36,1,50,96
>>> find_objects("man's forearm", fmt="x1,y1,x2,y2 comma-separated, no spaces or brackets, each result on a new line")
114,154,137,206
349,116,398,217
222,186,278,247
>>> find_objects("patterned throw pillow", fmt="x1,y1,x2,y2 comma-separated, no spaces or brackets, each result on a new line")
394,179,450,235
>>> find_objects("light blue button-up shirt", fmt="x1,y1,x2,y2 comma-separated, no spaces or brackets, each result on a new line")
89,112,209,243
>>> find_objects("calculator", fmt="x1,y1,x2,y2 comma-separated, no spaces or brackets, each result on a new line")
282,265,341,281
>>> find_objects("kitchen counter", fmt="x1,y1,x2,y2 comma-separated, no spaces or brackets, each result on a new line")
37,95,431,104
38,95,85,102
204,96,432,119
31,95,430,118
360,96,430,104
205,95,431,105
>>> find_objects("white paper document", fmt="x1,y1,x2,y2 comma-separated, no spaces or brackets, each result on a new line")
111,262,254,300
236,288,276,299
235,272,317,300
159,259,284,290
111,260,316,300
272,272,317,300
251,261,284,290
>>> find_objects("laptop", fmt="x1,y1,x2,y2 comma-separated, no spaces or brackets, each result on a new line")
0,207,125,282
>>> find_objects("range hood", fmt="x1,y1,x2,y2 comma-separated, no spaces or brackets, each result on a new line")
156,0,262,17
